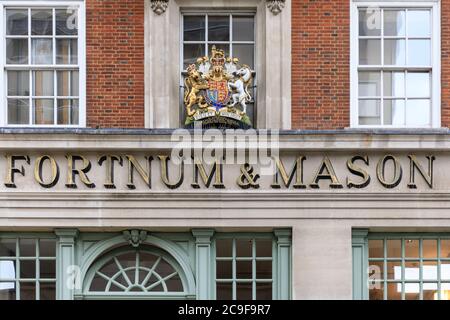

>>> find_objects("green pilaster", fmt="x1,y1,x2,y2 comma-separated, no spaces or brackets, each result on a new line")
55,229,79,300
274,229,292,300
352,229,369,300
192,229,215,300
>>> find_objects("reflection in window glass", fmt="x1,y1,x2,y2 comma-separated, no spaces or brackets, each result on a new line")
357,7,433,127
369,237,450,300
4,6,81,126
0,237,56,300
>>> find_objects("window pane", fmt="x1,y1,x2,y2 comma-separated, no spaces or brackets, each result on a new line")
384,100,405,126
6,39,28,64
255,239,272,257
0,283,16,300
405,261,420,280
183,16,205,41
407,10,431,38
39,260,55,279
406,72,430,98
369,240,383,258
387,283,402,300
236,261,252,279
369,284,384,300
256,261,272,279
369,261,384,280
8,99,29,124
166,274,183,292
232,44,254,69
216,283,232,300
405,283,420,300
256,283,272,300
31,10,52,35
358,71,381,96
408,40,431,66
19,239,35,257
405,239,419,258
216,261,232,279
71,71,79,96
359,9,381,36
208,16,230,42
57,99,79,125
441,240,450,258
20,282,35,300
441,262,450,280
39,240,56,257
56,9,78,35
20,261,35,278
233,16,254,41
387,261,402,280
57,71,70,96
423,240,437,258
0,261,16,279
406,100,430,126
32,39,53,64
384,10,406,36
0,239,16,257
423,261,438,281
236,283,252,300
236,239,252,257
7,71,30,96
423,283,439,300
57,71,79,96
216,239,232,257
33,71,54,96
384,72,405,97
359,40,381,65
33,99,54,125
183,44,205,69
56,39,78,65
6,10,28,35
387,240,401,258
384,40,406,65
40,282,56,300
358,100,380,125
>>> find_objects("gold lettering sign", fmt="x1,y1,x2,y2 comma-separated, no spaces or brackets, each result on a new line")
0,153,437,190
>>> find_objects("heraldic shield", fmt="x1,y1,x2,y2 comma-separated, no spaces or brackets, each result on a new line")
183,46,253,129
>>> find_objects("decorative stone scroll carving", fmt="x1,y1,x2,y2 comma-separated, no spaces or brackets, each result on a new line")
267,0,285,15
151,0,169,15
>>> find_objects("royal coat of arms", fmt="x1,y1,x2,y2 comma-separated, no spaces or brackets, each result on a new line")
183,46,253,128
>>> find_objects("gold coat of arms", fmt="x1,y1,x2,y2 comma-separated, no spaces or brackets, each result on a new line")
183,46,253,128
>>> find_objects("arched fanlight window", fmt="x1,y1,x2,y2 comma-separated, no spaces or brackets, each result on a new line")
85,246,187,298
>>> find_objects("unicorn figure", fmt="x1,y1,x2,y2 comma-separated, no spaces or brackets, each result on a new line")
228,66,253,115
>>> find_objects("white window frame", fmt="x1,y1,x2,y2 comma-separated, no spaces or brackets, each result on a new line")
350,0,441,129
0,0,86,128
180,11,257,125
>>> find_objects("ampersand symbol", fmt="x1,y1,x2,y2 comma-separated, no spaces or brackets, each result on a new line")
237,163,260,189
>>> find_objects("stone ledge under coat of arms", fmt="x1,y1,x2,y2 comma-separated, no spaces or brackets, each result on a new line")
183,46,254,129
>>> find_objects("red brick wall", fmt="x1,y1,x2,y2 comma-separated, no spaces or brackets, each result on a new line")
291,0,350,130
442,1,450,128
86,0,145,128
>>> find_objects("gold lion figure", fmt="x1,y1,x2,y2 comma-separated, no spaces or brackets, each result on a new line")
184,64,209,117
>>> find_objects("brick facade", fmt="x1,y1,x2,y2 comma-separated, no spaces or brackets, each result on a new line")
291,0,350,130
83,0,446,130
86,0,145,128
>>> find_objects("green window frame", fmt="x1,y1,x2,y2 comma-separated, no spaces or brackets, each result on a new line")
353,230,450,300
212,233,276,300
0,234,57,300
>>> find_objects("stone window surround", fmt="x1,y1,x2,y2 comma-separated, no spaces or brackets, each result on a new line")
145,0,292,129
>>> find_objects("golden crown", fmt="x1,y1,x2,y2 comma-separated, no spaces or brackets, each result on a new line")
210,45,226,67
